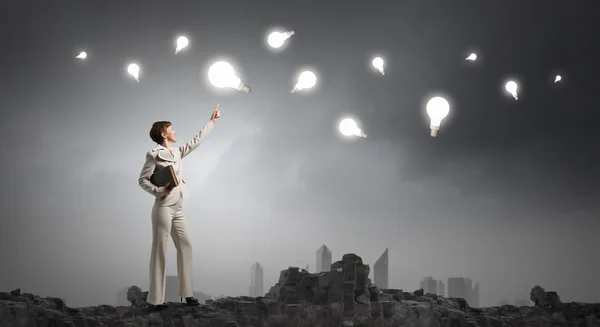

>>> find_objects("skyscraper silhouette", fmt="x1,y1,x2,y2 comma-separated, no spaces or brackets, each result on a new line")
316,245,332,273
420,277,437,294
447,277,468,300
373,248,389,289
249,262,264,297
464,278,472,304
437,280,445,297
471,282,479,307
447,277,479,307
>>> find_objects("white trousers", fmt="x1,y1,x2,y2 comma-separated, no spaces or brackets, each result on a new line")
147,199,194,305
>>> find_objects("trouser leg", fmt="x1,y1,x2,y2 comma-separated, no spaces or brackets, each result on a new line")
170,201,194,298
147,204,174,305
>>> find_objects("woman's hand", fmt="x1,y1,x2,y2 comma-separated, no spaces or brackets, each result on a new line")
210,104,220,123
162,182,174,195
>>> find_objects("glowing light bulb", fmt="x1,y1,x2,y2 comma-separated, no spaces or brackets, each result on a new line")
207,61,251,92
175,36,189,54
290,71,317,94
339,118,367,138
372,57,385,75
267,30,295,49
505,80,518,100
466,53,477,61
127,63,140,82
554,75,562,83
75,51,87,60
426,96,450,137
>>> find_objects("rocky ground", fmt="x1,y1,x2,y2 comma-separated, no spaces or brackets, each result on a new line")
1,253,599,327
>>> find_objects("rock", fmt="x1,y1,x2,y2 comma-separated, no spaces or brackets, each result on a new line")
126,285,147,306
530,285,547,306
546,291,564,308
530,285,565,309
1,256,599,327
331,260,344,271
456,297,468,311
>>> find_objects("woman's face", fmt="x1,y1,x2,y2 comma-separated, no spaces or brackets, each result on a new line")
163,125,177,143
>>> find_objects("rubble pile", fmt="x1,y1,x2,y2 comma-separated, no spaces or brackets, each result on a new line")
1,253,599,326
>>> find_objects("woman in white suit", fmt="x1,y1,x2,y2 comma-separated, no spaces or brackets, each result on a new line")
138,105,220,309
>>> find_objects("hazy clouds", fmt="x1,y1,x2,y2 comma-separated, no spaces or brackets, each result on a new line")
1,0,598,307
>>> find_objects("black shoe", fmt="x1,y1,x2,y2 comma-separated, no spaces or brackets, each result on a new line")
150,303,170,310
185,297,200,305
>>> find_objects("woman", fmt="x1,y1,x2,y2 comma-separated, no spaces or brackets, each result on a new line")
137,105,220,309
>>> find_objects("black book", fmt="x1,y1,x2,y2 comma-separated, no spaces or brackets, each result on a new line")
150,165,179,188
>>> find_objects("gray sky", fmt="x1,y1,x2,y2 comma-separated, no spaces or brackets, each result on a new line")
1,0,598,307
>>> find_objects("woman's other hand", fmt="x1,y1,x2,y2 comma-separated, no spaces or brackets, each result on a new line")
210,104,220,123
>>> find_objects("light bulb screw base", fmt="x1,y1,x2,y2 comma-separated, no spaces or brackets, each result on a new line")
429,125,439,137
237,82,251,93
290,86,299,95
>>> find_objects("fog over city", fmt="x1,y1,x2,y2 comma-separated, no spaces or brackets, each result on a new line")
0,1,598,307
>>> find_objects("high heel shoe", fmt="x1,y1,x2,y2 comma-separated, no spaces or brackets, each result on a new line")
185,297,200,305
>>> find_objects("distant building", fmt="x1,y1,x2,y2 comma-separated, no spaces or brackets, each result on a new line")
419,277,445,296
316,245,332,273
464,278,472,305
305,264,309,272
515,298,530,306
498,298,510,306
447,277,479,307
437,280,445,297
471,282,479,308
373,248,389,289
249,262,264,297
420,277,437,294
447,278,468,300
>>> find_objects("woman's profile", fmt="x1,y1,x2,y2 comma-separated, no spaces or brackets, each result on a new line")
137,105,220,310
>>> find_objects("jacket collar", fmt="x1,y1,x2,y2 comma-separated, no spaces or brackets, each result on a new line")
153,145,176,162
